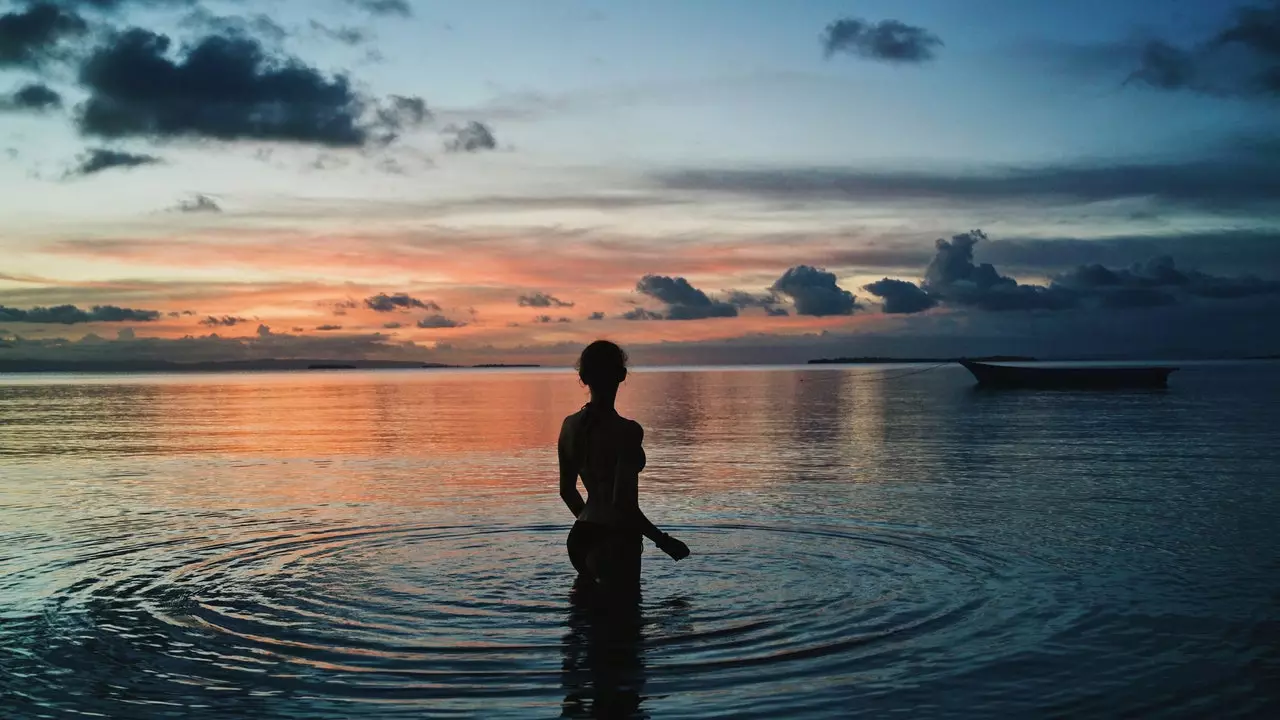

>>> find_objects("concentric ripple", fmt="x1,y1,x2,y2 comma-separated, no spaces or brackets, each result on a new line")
0,517,1070,719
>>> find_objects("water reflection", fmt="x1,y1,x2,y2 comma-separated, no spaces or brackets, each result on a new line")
560,577,648,719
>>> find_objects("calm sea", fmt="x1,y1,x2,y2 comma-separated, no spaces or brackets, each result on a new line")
2,363,1278,719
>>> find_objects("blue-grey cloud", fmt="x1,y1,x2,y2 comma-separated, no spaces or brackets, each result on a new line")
416,314,464,329
0,303,161,324
67,148,161,177
771,265,860,316
0,2,87,69
1127,2,1280,97
200,315,247,326
444,121,497,152
1,82,61,111
533,315,572,324
518,292,573,308
620,307,662,321
315,324,343,331
587,311,605,321
724,290,783,310
364,293,440,313
822,17,942,63
170,193,221,213
653,155,1280,212
865,230,1280,314
862,278,939,314
636,275,738,320
346,0,411,18
77,28,374,146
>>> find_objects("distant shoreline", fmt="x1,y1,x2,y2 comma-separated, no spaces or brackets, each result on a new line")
808,355,1035,365
0,356,1276,375
0,359,541,374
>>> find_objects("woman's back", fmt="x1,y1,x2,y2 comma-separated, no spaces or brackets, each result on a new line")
561,406,644,525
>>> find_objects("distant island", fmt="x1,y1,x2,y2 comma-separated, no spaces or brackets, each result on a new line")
808,356,1036,365
0,358,547,374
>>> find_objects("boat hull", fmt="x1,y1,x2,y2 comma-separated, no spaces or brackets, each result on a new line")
959,360,1176,389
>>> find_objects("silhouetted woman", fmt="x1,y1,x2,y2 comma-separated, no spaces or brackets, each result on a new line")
559,341,689,586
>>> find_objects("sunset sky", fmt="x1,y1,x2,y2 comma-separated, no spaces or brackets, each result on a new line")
1,0,1278,365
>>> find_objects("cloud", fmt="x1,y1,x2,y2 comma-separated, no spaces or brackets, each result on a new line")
587,312,605,321
0,2,88,69
382,321,403,329
66,148,161,177
181,9,287,45
171,193,221,213
309,20,371,46
765,306,790,317
364,292,440,312
771,266,860,316
0,82,61,111
1126,2,1280,97
0,303,161,324
518,291,574,308
620,307,662,321
821,17,942,63
200,315,247,326
653,156,1280,212
863,278,939,314
444,121,497,152
923,230,1075,311
636,275,738,320
724,290,783,310
76,29,374,146
315,324,343,331
863,230,1280,315
533,315,572,324
372,94,430,144
416,314,463,328
346,0,412,18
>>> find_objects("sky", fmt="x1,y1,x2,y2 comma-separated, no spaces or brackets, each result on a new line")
1,0,1278,365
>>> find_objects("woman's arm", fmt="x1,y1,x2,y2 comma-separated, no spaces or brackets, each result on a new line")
558,419,585,518
613,423,689,560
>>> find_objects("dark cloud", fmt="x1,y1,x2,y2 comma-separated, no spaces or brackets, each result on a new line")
518,291,573,308
923,230,1075,311
863,278,939,314
382,321,403,329
444,121,497,152
172,193,221,213
620,307,662,321
863,230,1280,315
0,82,61,111
770,265,860,316
416,314,463,329
200,315,247,327
67,148,161,177
364,292,440,313
0,303,160,324
533,315,572,324
653,156,1280,212
1127,2,1280,97
765,306,790,317
76,29,373,146
346,0,412,18
636,275,738,320
587,311,605,321
822,17,942,63
0,2,87,69
315,324,343,331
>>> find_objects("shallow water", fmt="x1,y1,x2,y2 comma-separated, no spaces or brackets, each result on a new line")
2,364,1278,718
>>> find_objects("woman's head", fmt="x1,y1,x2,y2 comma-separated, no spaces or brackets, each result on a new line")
576,340,628,390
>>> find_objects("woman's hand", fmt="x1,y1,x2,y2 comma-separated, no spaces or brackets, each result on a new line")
656,533,690,561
